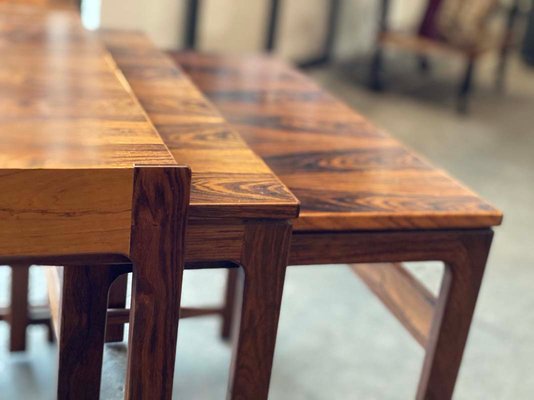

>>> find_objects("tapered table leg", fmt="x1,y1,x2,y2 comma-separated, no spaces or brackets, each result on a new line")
124,166,190,400
417,231,493,399
9,264,30,352
221,269,239,341
106,274,128,343
227,220,292,400
57,265,125,400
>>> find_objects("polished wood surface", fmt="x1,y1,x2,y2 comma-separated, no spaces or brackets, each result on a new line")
228,220,292,400
53,165,191,400
0,7,174,169
101,31,299,220
102,33,298,399
125,166,191,400
165,53,499,398
0,6,177,258
173,52,502,231
57,265,126,400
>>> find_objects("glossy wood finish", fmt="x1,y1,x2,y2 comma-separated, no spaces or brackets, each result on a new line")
125,166,190,400
101,31,299,221
1,7,199,400
171,53,502,398
228,221,292,400
100,32,299,400
98,41,299,398
174,52,502,232
57,265,128,400
0,6,176,258
290,229,493,399
53,165,190,400
418,231,492,400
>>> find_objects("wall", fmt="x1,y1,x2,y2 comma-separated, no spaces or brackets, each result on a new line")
99,0,424,61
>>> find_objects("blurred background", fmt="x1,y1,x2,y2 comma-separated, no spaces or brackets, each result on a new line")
1,0,534,398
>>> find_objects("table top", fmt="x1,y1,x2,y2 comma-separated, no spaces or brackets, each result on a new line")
0,5,175,169
173,52,503,231
0,7,299,259
102,31,299,220
0,6,182,257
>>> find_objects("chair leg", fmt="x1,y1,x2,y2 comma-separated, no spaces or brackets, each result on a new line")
496,43,511,93
220,268,239,341
416,231,493,399
369,46,385,91
57,265,125,400
418,54,431,74
9,265,30,352
457,58,475,114
227,221,292,400
105,273,128,343
496,0,520,92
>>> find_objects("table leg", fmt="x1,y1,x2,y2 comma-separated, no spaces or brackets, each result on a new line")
221,268,239,341
57,265,125,400
417,231,493,399
106,274,128,343
124,166,190,400
9,264,30,352
227,221,292,400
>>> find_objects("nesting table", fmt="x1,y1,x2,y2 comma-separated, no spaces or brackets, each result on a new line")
1,3,503,400
1,5,299,400
172,52,504,399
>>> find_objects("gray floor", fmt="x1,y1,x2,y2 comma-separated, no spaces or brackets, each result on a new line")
1,52,533,399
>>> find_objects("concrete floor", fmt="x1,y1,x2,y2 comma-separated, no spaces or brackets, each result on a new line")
0,52,533,399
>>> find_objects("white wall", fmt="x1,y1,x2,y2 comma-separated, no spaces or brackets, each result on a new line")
100,0,182,49
99,0,424,60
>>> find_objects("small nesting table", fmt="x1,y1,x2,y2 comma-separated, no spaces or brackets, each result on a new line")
172,52,503,399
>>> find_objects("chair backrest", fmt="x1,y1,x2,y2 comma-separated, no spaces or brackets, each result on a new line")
418,0,498,48
418,0,444,39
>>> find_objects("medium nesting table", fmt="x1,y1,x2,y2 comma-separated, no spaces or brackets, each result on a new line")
99,30,301,400
172,52,504,399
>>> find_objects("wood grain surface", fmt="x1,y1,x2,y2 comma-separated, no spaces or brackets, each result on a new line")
0,7,177,257
101,31,299,220
126,166,190,400
57,265,125,400
0,8,174,169
173,52,502,231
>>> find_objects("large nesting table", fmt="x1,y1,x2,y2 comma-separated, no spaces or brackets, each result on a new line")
171,52,504,399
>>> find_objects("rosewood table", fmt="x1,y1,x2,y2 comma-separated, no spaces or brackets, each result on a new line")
0,4,192,400
0,5,190,398
172,52,504,399
0,5,300,400
42,29,298,400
